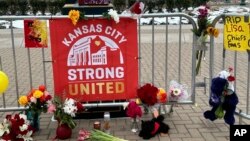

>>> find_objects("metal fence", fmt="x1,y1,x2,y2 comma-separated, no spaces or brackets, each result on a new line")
0,13,201,112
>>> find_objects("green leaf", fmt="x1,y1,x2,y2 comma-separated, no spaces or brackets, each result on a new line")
215,105,224,119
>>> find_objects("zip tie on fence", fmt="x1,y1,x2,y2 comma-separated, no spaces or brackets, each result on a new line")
247,50,250,61
135,56,141,60
244,14,249,22
222,14,225,23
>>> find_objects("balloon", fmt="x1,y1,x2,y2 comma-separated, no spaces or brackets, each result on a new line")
0,71,9,94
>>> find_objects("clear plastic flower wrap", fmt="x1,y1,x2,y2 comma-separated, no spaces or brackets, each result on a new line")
168,80,191,102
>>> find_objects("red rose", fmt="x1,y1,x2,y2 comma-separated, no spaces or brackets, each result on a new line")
76,102,84,112
130,2,144,14
227,75,235,82
1,133,12,140
38,85,46,92
137,83,158,106
45,95,52,101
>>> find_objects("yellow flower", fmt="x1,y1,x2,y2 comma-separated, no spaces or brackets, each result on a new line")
18,96,28,106
136,98,141,105
206,27,213,35
33,90,43,98
31,20,48,46
68,10,80,25
212,28,219,38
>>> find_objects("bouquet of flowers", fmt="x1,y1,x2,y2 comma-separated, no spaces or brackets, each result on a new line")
137,83,159,106
68,9,119,26
48,97,84,129
137,83,167,113
18,85,52,131
168,80,190,102
18,85,52,114
126,101,142,119
192,5,219,39
0,113,34,141
192,5,219,75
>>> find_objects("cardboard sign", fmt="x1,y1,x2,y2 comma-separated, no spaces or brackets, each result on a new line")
24,20,48,48
224,16,250,51
49,18,138,102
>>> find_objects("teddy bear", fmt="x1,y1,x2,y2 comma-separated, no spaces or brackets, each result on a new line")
139,111,170,140
204,69,238,125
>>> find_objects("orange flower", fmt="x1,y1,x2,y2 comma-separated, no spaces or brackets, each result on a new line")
68,10,80,25
206,26,213,35
157,88,167,103
212,28,219,38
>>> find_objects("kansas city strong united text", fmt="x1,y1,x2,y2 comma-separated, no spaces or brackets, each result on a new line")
63,23,128,96
62,24,127,46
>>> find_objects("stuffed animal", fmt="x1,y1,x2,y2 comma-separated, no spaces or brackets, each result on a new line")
139,112,170,140
204,69,238,125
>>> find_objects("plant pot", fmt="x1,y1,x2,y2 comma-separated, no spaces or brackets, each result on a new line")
26,111,40,132
56,123,72,140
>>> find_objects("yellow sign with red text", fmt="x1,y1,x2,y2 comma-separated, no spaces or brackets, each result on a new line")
224,16,250,51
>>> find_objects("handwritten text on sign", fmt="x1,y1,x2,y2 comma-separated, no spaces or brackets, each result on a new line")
224,16,250,51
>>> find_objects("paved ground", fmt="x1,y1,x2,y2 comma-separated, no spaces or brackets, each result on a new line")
0,21,250,141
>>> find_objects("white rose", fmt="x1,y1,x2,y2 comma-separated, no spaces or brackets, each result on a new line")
19,114,27,121
19,124,28,131
63,105,77,117
108,9,119,23
64,98,75,106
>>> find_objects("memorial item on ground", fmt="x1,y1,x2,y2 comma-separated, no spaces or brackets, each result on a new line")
139,111,170,140
204,67,238,125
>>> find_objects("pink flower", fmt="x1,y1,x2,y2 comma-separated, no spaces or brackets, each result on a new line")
126,101,142,118
229,67,233,72
47,104,56,114
30,97,37,104
198,6,208,19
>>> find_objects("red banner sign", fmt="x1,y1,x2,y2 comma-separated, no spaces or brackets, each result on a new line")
24,20,48,48
50,18,138,102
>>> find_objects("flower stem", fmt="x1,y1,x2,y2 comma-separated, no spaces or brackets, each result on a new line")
196,51,203,76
